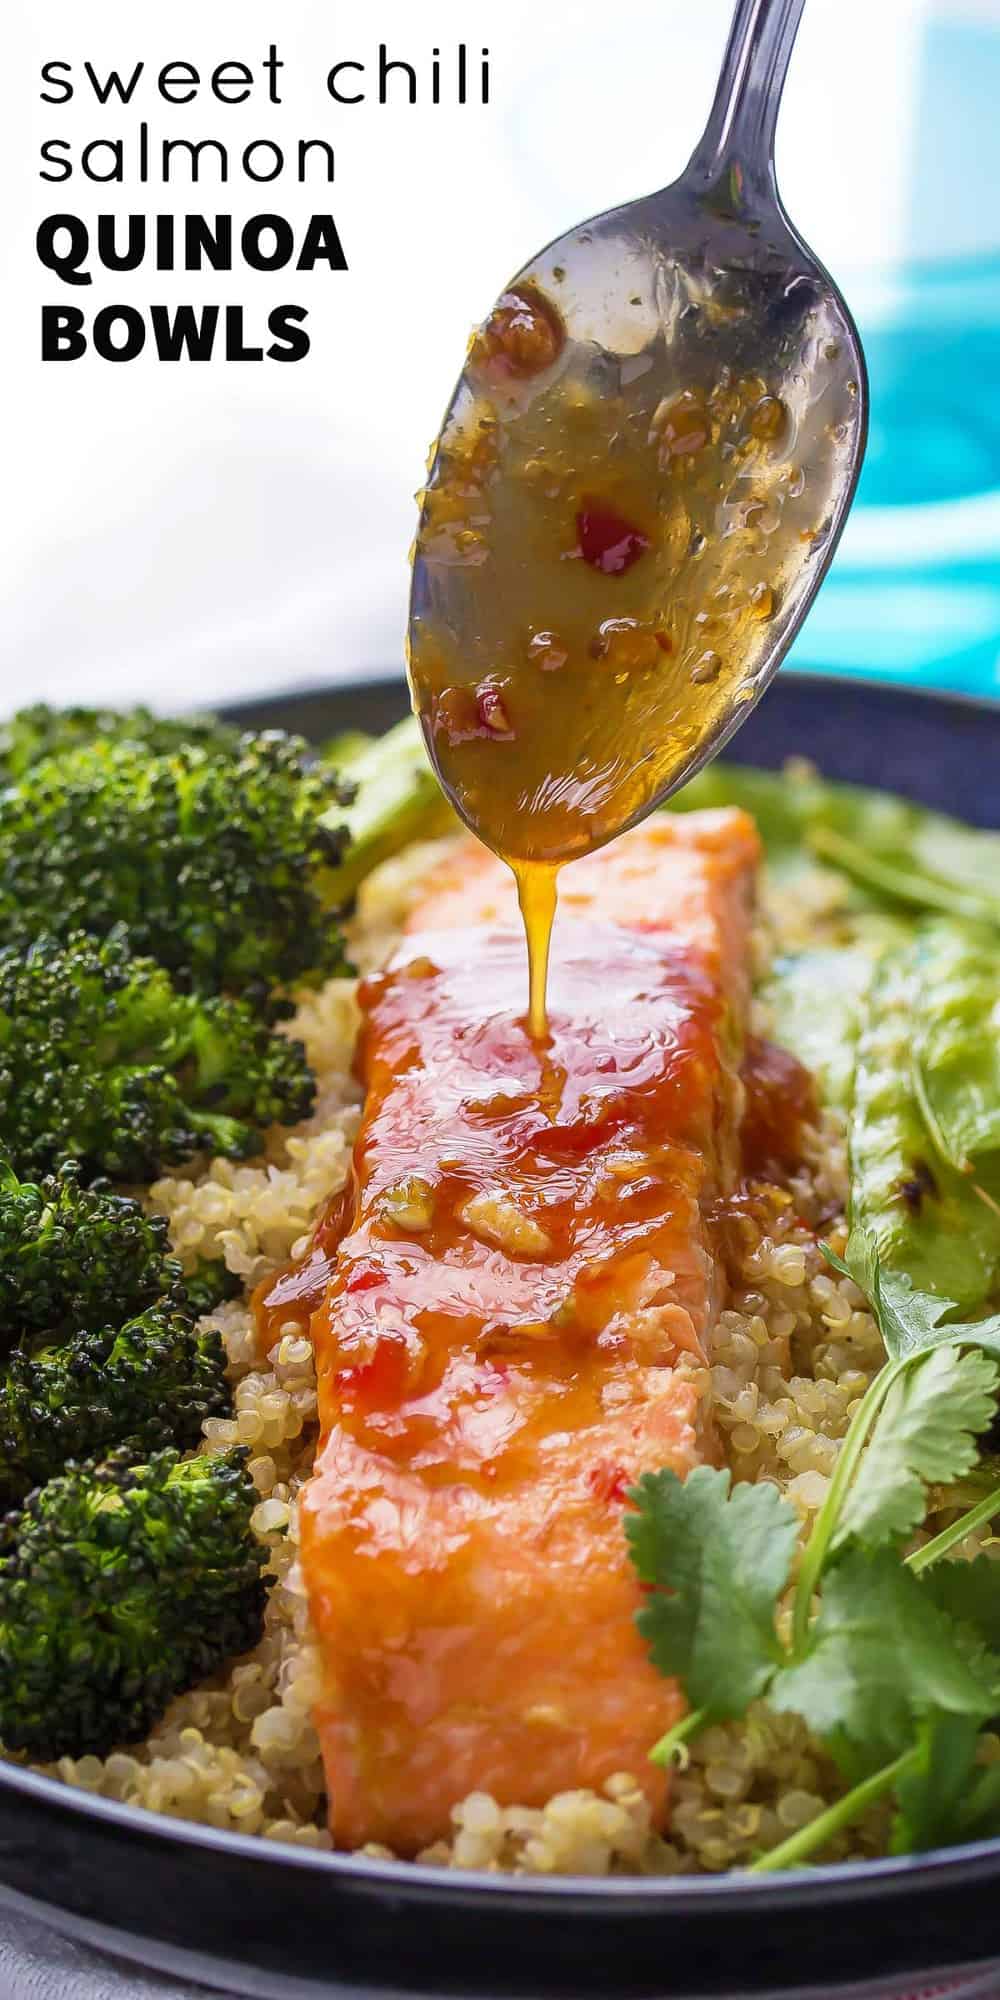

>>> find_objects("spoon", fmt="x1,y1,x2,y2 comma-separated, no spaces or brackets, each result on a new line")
407,0,868,880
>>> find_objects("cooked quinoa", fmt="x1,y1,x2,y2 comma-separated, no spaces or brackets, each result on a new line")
37,837,999,1874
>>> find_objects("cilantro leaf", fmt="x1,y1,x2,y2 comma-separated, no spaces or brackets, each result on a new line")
890,1713,982,1855
892,1707,1000,1854
824,1231,1000,1367
770,1549,1000,1777
837,1227,1000,1363
957,1761,1000,1843
921,1555,1000,1657
833,1346,1000,1555
627,1466,796,1724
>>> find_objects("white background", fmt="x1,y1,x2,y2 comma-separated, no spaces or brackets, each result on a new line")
0,0,993,716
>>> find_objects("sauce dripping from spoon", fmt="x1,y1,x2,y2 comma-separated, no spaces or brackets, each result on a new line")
512,857,559,1043
408,272,841,1038
406,0,865,1040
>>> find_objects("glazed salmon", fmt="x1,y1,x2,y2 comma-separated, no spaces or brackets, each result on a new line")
297,809,759,1852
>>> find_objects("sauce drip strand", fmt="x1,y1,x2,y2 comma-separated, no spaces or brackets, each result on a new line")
408,275,818,1034
512,858,558,1042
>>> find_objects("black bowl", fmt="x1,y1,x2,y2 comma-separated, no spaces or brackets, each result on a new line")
3,671,1000,2000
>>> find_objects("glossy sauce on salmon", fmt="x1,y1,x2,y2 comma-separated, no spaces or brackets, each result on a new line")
259,811,760,1851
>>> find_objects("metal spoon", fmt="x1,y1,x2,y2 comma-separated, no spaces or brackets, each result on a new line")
408,0,868,867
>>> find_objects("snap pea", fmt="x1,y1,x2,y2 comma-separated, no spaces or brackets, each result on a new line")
911,920,1000,1173
319,717,455,904
672,763,1000,923
669,761,839,862
322,727,373,770
672,769,1000,1368
760,915,908,1110
760,948,878,1110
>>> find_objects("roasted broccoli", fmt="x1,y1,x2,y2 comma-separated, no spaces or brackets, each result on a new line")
179,1257,243,1318
0,1447,266,1758
0,732,351,1001
0,1302,229,1507
0,702,240,783
0,929,315,1182
0,1159,180,1347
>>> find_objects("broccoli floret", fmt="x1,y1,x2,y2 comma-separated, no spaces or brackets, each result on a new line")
0,929,315,1182
0,1447,266,1758
0,702,240,782
0,1302,229,1508
0,1159,180,1348
0,732,351,1000
180,1257,243,1318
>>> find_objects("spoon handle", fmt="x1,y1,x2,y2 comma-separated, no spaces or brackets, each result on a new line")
685,0,807,196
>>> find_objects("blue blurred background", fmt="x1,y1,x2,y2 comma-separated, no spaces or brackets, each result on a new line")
4,0,999,711
792,4,1000,692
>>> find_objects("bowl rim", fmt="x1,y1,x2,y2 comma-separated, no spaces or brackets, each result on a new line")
216,663,1000,727
4,1743,1000,1912
6,665,1000,1917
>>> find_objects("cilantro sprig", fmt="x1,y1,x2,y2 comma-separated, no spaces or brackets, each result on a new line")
625,887,1000,1868
629,1467,797,1766
626,1329,1000,1872
625,811,1000,1866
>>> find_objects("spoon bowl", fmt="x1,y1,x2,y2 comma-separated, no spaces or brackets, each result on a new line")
408,0,868,866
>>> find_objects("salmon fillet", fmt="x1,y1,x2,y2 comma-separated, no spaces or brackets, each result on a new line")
299,809,759,1852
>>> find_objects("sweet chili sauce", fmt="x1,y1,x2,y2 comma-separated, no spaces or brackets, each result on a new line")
511,858,558,1041
408,279,800,1036
740,1033,818,1180
276,811,760,1852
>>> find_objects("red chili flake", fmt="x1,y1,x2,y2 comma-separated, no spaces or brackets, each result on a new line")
586,1460,631,1505
654,631,673,654
345,1263,385,1295
576,501,650,575
336,1335,410,1413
